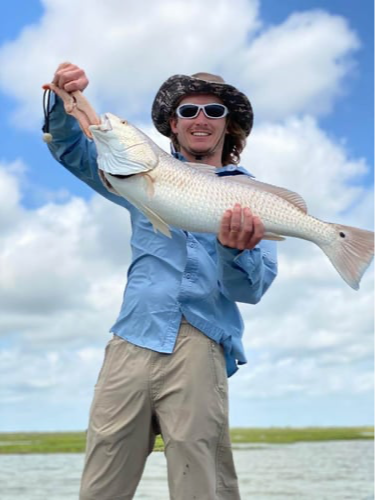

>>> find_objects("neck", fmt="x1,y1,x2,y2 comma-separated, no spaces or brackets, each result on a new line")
178,136,225,167
182,149,222,166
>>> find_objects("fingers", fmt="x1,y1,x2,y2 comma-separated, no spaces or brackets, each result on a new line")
245,213,264,249
52,62,89,93
219,204,243,247
218,204,265,250
230,203,242,233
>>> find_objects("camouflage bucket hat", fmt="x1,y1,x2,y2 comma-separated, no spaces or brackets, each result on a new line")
151,72,253,138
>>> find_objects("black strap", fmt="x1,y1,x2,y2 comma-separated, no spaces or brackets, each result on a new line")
42,88,52,133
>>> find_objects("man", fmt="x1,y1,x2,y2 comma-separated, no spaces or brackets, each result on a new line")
45,63,278,500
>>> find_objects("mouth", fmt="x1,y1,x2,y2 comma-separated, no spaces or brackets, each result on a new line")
191,130,211,138
89,114,113,133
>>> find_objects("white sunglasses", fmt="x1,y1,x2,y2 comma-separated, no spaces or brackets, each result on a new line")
176,103,229,119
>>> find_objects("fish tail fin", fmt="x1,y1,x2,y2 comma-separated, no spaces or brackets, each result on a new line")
320,224,374,290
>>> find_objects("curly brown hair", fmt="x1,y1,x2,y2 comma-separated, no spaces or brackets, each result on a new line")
221,116,247,165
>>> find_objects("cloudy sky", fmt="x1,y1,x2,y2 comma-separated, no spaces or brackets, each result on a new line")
0,0,373,432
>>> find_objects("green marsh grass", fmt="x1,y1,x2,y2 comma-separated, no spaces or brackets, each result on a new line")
0,427,372,454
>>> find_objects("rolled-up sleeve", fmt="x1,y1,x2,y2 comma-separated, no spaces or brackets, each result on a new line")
216,239,278,304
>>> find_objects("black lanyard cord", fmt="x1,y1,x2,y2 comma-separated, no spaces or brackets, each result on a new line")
42,88,53,143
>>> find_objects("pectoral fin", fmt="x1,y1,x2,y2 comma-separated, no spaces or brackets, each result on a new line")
138,204,172,238
103,172,171,237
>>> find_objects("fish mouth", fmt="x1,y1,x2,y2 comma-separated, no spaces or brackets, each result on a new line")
89,114,113,133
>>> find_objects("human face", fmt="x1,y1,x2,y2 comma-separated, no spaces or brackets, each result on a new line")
170,94,228,166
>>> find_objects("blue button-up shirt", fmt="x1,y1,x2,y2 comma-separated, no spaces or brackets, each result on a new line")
45,97,278,376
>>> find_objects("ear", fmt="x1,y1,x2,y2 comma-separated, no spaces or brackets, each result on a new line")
170,116,178,134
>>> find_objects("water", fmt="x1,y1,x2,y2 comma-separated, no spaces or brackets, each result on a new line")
0,441,373,499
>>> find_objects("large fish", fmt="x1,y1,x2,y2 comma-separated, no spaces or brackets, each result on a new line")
43,85,374,290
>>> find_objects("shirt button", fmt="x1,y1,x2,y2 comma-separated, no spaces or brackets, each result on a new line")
186,273,191,280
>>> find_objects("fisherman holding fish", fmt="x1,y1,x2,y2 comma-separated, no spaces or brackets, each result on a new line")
43,63,283,499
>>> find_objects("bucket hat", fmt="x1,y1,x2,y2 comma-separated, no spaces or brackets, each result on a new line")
151,72,253,138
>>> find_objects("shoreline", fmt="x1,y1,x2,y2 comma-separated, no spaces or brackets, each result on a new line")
0,427,373,454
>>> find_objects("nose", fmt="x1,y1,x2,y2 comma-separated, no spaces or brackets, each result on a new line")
194,109,209,122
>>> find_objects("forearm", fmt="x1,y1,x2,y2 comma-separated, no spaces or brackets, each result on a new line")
216,239,278,304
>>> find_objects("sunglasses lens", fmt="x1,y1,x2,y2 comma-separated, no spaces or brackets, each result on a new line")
178,105,199,118
176,103,228,119
204,104,227,118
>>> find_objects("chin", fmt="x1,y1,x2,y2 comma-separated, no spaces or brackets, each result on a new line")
190,143,212,153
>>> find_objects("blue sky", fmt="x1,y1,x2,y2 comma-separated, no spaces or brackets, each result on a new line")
0,0,373,431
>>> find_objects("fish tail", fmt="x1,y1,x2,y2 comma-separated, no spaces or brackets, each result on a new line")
320,224,374,290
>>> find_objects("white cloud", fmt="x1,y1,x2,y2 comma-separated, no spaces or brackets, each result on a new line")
0,0,260,126
0,0,359,129
0,165,131,347
0,346,104,405
233,10,360,120
0,160,26,232
243,116,371,222
231,355,373,400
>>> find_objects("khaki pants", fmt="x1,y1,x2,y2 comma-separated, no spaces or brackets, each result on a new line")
79,323,240,500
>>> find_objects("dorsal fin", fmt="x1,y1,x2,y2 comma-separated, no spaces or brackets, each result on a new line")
219,174,308,213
